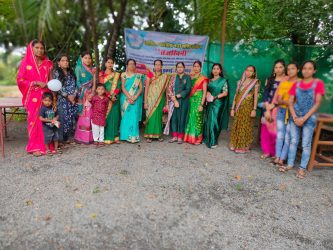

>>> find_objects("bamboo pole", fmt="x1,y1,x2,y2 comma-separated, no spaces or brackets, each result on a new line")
221,0,228,66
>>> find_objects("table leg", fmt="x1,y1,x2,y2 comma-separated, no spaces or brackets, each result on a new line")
0,107,4,158
4,107,7,137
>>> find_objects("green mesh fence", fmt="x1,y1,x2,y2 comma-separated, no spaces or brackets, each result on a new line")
203,39,333,114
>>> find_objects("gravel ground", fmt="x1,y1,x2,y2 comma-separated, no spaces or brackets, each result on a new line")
0,121,332,250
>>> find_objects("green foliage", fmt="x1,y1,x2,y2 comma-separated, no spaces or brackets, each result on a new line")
193,0,333,45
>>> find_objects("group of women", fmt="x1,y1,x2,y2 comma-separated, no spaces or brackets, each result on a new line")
17,40,325,178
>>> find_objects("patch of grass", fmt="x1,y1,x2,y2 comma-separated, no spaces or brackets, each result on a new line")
235,183,243,191
92,186,101,194
119,170,129,175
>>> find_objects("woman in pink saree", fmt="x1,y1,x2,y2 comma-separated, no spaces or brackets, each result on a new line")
16,40,53,156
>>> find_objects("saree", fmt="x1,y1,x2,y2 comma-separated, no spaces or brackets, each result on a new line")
203,77,229,148
184,75,209,144
16,41,53,154
144,73,170,138
119,73,143,142
230,75,259,150
99,71,121,144
73,57,95,144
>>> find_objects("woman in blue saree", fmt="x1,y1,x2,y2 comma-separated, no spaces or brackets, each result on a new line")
119,59,143,143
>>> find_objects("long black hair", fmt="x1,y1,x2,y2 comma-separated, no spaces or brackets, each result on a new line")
265,59,286,91
54,54,75,84
210,63,224,79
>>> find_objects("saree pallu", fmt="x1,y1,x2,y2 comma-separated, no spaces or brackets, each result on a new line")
144,74,170,138
184,76,208,144
119,74,142,142
74,57,94,144
203,78,229,148
100,71,121,144
230,83,256,150
16,41,53,154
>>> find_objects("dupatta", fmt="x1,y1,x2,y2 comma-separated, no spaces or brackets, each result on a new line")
235,72,258,112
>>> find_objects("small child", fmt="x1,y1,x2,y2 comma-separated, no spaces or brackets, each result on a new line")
91,83,110,146
39,92,60,155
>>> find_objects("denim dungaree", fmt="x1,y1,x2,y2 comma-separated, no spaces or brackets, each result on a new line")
287,81,317,169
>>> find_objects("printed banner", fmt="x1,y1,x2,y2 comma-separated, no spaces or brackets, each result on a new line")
124,28,209,74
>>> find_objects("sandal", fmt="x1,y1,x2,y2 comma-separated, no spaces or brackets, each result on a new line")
278,165,293,173
177,139,183,144
146,139,152,143
296,169,306,179
33,151,42,157
169,137,177,143
235,149,250,154
260,154,270,160
158,138,164,142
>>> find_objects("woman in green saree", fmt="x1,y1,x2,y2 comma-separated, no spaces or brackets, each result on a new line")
184,61,208,145
144,59,170,142
99,57,121,144
203,63,229,148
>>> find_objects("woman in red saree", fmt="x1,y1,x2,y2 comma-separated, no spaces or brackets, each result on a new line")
16,40,53,156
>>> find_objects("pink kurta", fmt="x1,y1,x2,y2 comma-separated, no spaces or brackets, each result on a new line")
16,42,53,154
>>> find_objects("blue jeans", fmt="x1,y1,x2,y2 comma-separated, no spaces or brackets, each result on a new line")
287,115,316,169
275,108,290,160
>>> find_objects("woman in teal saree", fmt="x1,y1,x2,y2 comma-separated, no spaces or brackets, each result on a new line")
74,51,95,144
203,63,229,148
119,59,143,143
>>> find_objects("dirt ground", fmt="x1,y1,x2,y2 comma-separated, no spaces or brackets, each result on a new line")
0,121,332,250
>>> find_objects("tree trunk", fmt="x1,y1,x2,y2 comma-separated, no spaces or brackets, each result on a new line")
103,0,128,65
80,0,92,52
86,0,100,79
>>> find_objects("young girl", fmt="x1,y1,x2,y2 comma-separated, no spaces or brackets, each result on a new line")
184,60,208,145
230,65,260,153
53,54,77,144
260,59,288,159
91,84,110,146
74,51,95,144
274,63,300,169
165,62,192,144
286,60,325,178
39,93,60,154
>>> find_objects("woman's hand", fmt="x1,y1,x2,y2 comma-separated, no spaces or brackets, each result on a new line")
250,110,256,118
68,95,75,104
35,81,47,88
198,105,203,112
171,96,176,102
230,110,235,117
111,95,117,102
264,111,272,122
144,103,148,109
295,117,305,127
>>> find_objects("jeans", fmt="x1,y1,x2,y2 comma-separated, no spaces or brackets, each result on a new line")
275,108,290,160
287,115,316,169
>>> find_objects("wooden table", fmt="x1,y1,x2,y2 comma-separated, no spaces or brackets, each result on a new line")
308,113,333,171
0,97,25,158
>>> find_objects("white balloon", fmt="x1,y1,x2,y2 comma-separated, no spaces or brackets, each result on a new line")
47,79,62,92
